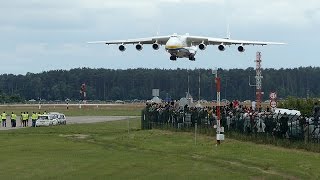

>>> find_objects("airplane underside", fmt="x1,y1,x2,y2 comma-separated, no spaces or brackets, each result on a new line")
167,47,196,61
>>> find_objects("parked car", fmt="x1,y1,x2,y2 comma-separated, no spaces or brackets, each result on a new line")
56,113,66,125
115,100,125,104
35,114,58,127
49,115,59,126
35,115,50,127
48,112,66,125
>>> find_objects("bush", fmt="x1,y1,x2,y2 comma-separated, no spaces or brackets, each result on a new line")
278,97,317,116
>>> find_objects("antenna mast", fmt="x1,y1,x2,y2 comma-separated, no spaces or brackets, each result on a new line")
255,52,263,108
249,52,264,109
226,23,231,39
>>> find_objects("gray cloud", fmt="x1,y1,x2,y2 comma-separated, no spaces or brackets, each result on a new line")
0,0,319,74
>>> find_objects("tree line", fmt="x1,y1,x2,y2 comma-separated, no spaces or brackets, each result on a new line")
0,67,319,102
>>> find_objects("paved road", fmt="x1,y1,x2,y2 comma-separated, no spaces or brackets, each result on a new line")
0,116,138,131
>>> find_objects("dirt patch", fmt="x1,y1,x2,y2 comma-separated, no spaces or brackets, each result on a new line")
59,134,89,139
223,160,299,180
191,154,203,160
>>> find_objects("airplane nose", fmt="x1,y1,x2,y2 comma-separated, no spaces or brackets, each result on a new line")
165,42,175,49
165,38,182,49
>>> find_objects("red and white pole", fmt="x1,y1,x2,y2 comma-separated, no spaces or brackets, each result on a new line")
215,75,221,145
213,69,223,145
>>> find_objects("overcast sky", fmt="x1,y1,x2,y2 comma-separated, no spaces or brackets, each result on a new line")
1,0,320,74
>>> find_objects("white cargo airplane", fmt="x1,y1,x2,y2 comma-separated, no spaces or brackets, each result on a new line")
89,33,285,61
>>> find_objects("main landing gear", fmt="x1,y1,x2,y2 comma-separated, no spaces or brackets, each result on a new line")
189,55,195,61
169,55,195,61
170,56,177,61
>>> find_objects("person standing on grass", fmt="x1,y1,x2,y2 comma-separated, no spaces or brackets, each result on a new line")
26,112,29,127
31,112,37,127
10,112,17,127
20,112,23,127
1,111,7,127
22,112,27,127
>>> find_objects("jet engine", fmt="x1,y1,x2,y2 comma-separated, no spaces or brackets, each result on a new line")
152,43,160,50
198,43,206,50
136,43,143,51
119,44,126,52
238,45,245,52
218,44,225,51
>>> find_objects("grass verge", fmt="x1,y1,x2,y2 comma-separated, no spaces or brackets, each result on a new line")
0,104,144,116
0,118,319,179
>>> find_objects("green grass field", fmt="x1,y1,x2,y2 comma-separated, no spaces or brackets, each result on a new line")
0,104,144,116
1,118,320,179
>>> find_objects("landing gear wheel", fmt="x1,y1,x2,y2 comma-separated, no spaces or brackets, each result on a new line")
170,56,177,61
189,55,196,61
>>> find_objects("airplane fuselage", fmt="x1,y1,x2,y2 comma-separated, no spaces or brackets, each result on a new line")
164,35,197,61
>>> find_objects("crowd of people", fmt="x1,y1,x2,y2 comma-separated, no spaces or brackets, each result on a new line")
143,100,319,142
1,111,48,128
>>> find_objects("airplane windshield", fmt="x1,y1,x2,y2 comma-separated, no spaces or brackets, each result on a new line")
171,33,178,37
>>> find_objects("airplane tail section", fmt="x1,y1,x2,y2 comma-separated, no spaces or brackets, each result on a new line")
224,0,231,39
226,23,231,39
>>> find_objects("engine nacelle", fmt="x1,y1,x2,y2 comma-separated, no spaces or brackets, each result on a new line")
238,45,245,52
152,43,160,50
218,44,225,51
198,43,206,50
136,44,143,51
119,44,126,52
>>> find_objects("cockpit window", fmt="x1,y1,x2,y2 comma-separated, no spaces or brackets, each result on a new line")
171,33,178,37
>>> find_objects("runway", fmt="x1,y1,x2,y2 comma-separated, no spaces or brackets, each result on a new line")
0,116,138,131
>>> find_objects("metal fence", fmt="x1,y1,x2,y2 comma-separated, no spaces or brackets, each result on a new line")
141,107,320,144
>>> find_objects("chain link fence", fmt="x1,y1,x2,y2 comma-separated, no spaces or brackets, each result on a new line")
141,105,320,146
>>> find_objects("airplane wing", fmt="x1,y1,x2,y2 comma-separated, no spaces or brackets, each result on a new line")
88,35,170,45
186,36,285,46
